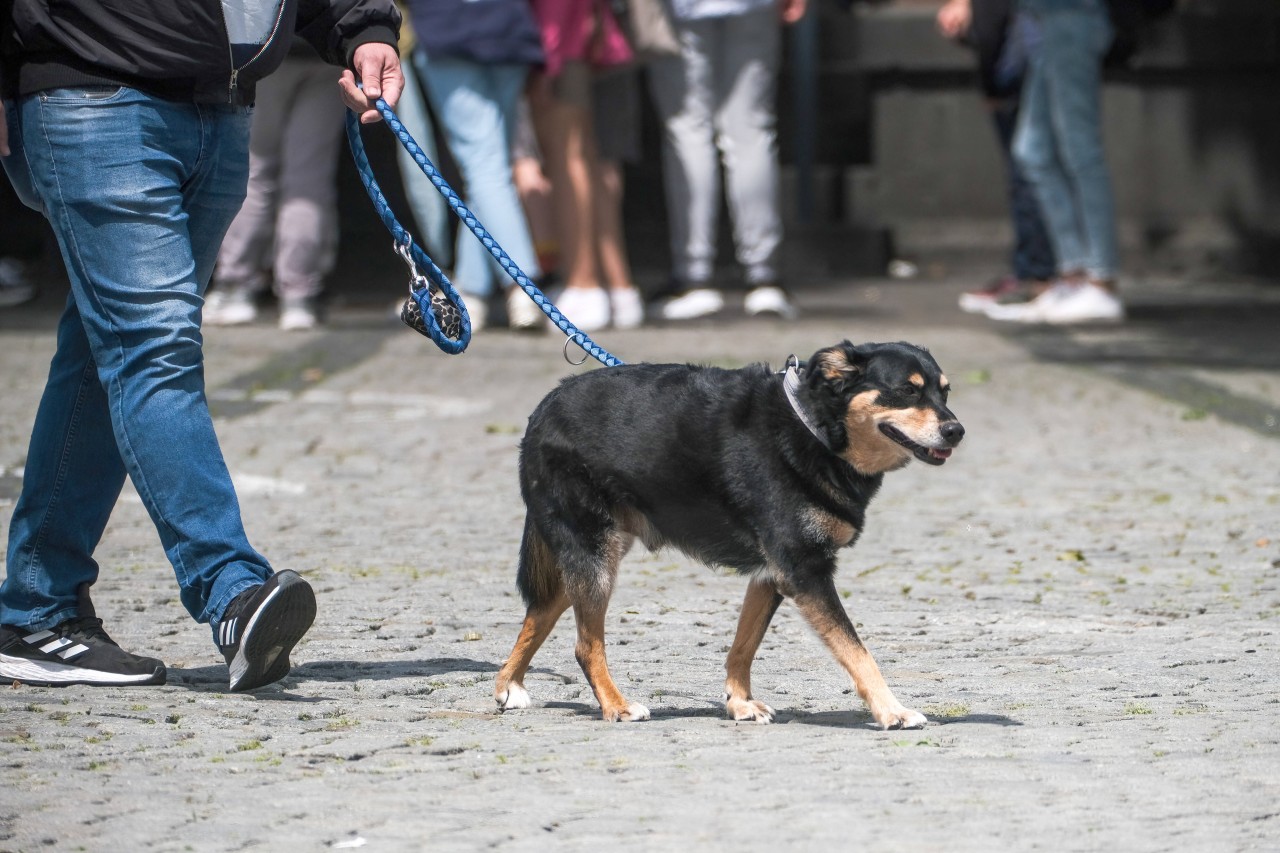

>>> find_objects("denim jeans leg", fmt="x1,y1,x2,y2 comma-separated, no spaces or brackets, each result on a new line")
716,7,782,287
4,88,270,632
648,19,723,286
1040,8,1118,279
992,102,1056,281
1,297,129,629
1012,47,1088,275
397,47,453,268
424,58,540,298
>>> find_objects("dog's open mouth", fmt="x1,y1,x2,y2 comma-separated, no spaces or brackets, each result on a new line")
879,424,951,466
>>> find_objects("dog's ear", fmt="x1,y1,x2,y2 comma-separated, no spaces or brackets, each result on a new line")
808,342,868,390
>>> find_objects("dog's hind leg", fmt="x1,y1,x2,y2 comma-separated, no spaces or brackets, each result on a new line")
791,576,927,730
566,528,648,722
572,594,649,722
496,518,571,711
723,577,783,723
496,588,571,711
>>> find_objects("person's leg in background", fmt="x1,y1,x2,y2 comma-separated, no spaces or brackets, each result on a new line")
206,71,290,327
0,169,50,308
1045,4,1118,289
528,62,611,332
273,58,348,331
715,7,792,319
994,3,1121,324
398,45,453,268
591,68,645,329
994,99,1056,287
647,17,727,321
423,57,543,331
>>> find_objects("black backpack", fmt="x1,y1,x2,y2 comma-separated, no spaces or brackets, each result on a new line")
1106,0,1177,66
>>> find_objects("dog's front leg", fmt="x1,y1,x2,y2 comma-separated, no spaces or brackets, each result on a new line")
723,577,783,723
791,577,927,730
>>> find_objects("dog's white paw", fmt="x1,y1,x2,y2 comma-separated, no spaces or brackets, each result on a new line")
605,702,650,722
726,697,775,723
877,706,928,730
496,683,531,711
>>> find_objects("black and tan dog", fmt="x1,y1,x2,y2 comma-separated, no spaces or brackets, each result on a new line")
495,340,963,729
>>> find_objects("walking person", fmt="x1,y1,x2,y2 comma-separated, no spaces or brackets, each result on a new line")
0,0,402,690
986,0,1123,324
647,0,807,322
205,39,349,331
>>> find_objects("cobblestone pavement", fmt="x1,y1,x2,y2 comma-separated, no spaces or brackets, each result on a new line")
1,271,1278,852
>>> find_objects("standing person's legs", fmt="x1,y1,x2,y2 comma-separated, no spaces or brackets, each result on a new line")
528,64,610,331
398,46,453,268
1012,41,1088,278
713,7,782,292
275,59,348,329
207,74,289,326
3,88,269,634
424,58,541,302
591,69,644,328
1042,5,1117,283
993,100,1055,283
648,17,723,314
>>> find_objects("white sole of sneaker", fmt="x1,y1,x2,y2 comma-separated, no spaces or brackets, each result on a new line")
0,652,165,686
227,572,317,692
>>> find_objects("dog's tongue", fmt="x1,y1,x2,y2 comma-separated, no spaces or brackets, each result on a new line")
929,448,952,461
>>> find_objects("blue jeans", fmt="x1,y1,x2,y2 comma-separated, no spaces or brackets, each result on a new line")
1,87,270,633
420,56,541,298
1012,2,1118,280
993,101,1056,282
396,47,453,269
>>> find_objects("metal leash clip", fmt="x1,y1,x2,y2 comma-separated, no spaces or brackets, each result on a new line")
395,240,462,342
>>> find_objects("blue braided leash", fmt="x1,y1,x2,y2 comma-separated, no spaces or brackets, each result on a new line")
345,98,625,368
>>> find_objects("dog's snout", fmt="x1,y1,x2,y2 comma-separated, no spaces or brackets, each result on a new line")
940,421,965,446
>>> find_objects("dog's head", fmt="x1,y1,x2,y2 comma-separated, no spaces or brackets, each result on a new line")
803,340,964,475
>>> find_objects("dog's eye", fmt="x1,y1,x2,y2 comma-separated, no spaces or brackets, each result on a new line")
900,384,920,397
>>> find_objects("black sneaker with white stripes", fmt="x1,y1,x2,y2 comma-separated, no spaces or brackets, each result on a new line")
0,586,166,687
217,570,316,692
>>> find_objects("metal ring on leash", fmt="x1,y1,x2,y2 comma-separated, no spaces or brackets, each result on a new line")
563,336,590,366
345,93,625,368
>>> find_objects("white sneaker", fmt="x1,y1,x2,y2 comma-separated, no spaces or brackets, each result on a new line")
464,294,488,332
609,287,644,330
661,288,724,321
204,288,258,326
505,287,544,332
278,298,320,331
985,281,1123,325
554,286,611,332
744,285,797,320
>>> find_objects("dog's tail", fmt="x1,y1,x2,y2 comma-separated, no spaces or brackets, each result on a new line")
516,516,563,608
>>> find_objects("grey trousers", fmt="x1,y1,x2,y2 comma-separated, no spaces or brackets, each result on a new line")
646,7,783,288
214,57,346,300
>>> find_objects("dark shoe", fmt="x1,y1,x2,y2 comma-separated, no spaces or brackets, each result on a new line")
958,276,1048,313
0,584,166,687
217,570,316,692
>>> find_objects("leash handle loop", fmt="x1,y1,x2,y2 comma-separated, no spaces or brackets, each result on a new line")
345,96,625,368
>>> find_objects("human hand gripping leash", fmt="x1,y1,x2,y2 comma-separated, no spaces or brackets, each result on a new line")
344,91,624,367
